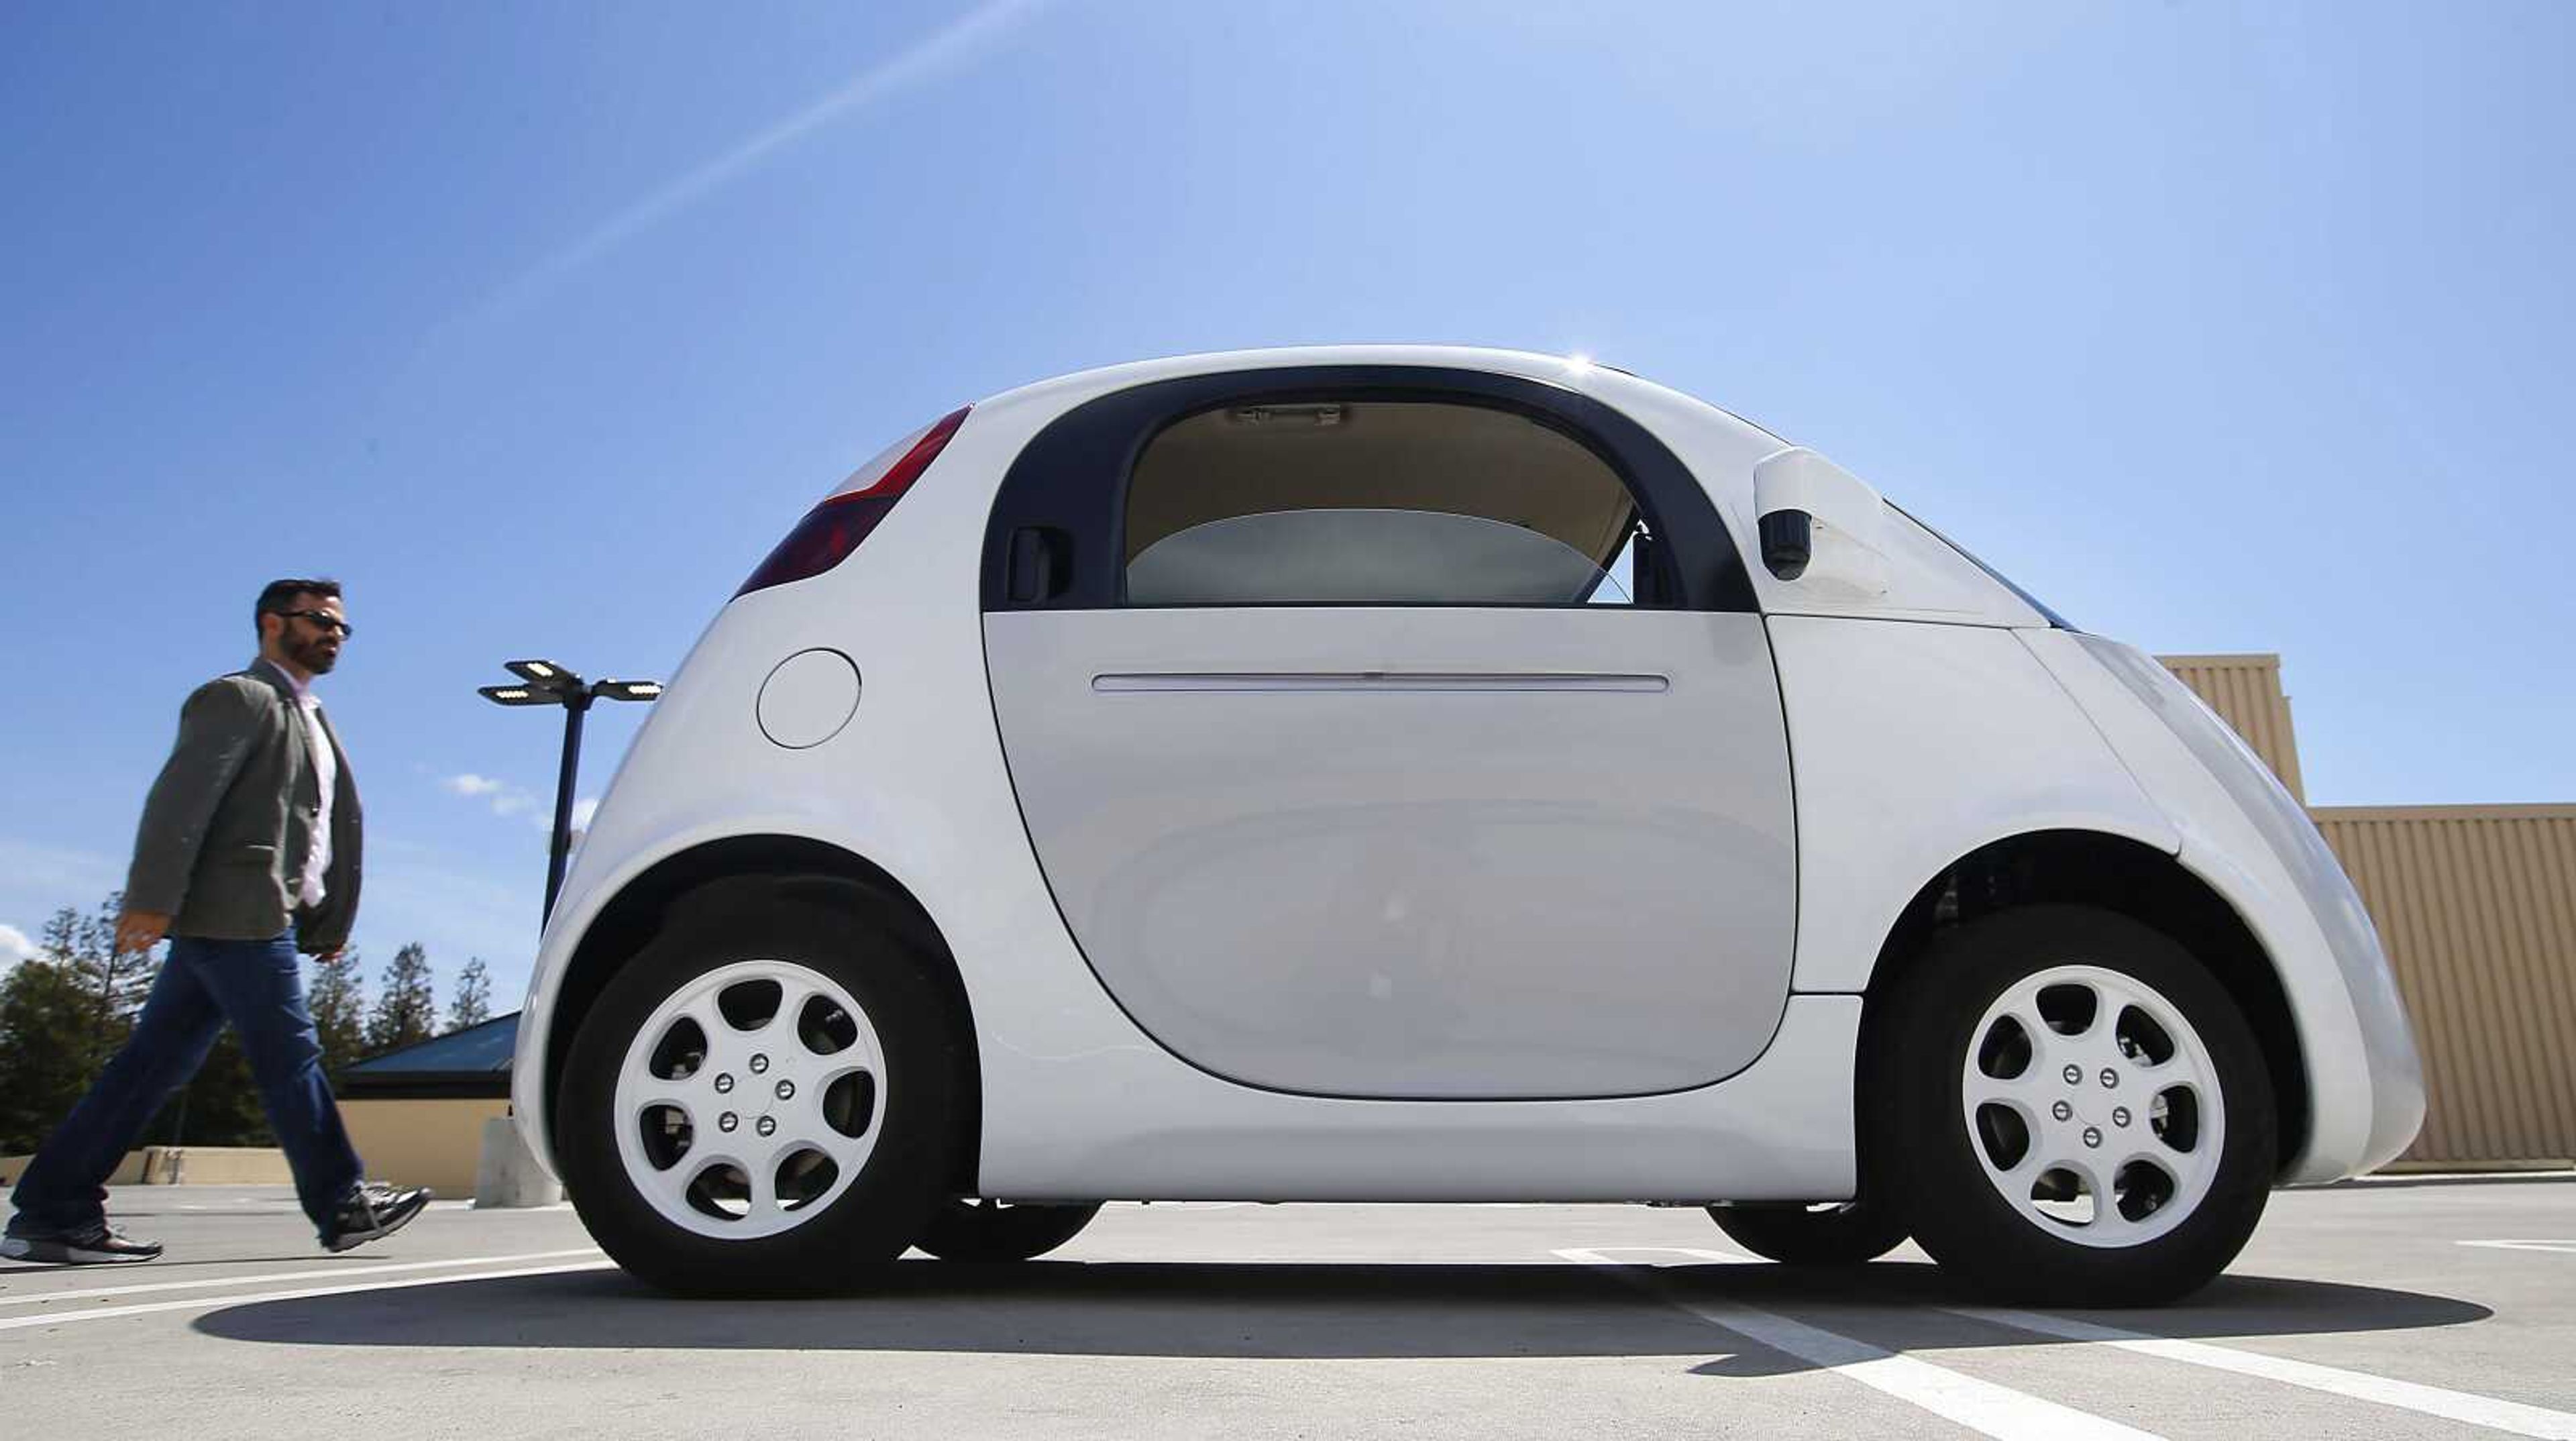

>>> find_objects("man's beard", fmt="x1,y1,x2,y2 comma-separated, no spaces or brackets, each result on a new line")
288,633,339,675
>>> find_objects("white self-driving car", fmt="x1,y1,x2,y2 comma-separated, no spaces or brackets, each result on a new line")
511,345,2423,1304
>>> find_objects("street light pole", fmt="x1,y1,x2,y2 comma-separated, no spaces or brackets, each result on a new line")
480,661,661,928
545,686,590,922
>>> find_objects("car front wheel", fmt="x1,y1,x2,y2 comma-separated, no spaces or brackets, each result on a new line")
1889,904,2275,1306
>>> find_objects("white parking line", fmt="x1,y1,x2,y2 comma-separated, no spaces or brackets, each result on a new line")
0,1259,615,1334
2460,1240,2576,1256
1947,1305,2576,1440
1556,1248,2165,1441
0,1248,602,1309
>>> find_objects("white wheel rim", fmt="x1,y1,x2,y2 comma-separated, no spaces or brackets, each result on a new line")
612,959,888,1240
1959,963,2225,1249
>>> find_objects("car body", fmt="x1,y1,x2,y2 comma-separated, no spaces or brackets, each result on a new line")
509,345,2424,1301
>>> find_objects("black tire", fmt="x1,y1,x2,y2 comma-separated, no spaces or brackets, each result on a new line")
1889,904,2275,1307
555,894,970,1296
916,1199,1103,1262
1709,1199,1909,1266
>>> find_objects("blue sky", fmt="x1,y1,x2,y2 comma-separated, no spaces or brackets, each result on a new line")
3,1,2569,1004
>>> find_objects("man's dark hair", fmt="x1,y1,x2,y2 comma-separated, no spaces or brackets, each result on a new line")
254,577,343,637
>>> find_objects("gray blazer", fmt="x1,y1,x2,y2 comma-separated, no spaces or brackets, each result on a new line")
123,661,364,955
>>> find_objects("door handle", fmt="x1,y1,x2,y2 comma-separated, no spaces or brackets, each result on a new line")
1092,672,1670,694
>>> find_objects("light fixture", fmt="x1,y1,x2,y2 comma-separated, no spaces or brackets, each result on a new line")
478,660,664,922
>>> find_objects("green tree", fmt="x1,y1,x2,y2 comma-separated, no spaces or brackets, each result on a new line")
0,958,98,1154
446,957,492,1032
34,908,95,1060
0,889,284,1155
37,900,152,1077
308,951,368,1085
6,894,158,1155
73,894,154,1043
364,943,437,1057
154,1033,274,1148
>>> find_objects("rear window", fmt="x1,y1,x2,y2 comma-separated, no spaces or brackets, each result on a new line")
1122,401,1644,607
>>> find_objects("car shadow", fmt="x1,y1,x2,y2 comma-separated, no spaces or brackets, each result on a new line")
191,1259,2491,1369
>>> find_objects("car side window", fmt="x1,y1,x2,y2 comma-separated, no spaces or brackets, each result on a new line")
1121,400,1654,607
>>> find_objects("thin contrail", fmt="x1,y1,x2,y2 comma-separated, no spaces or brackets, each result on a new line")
464,0,1051,323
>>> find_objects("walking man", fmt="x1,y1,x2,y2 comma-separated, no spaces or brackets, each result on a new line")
3,580,430,1263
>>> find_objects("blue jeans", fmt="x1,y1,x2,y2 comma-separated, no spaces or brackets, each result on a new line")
8,928,364,1236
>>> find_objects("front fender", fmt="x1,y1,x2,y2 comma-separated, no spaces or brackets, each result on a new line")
1768,615,2180,994
2020,629,2426,1179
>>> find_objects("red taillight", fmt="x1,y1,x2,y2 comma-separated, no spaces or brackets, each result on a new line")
735,405,970,598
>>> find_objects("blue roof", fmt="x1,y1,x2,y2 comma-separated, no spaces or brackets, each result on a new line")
345,1012,519,1077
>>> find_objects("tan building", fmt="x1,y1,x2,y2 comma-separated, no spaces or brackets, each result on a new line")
2162,654,2575,1169
336,1013,516,1195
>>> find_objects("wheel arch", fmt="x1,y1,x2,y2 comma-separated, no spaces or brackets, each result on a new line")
538,833,982,1193
1856,829,2310,1178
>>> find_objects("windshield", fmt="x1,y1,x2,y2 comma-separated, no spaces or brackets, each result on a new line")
1888,502,2074,630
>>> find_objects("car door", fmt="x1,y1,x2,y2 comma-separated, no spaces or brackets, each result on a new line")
980,366,1794,1100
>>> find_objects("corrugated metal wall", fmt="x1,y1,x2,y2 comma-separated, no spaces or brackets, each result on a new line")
2310,806,2576,1165
2159,654,2576,1167
2159,653,2307,802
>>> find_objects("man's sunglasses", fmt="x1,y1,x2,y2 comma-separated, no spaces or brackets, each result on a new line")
272,608,354,639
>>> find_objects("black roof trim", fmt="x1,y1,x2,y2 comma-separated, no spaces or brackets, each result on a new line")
981,364,1758,615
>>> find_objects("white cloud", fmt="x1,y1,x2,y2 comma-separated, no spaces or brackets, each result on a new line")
0,923,34,969
444,772,541,820
445,776,604,837
350,836,542,1010
0,838,124,955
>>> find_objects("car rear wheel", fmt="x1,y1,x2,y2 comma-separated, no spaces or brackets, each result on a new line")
555,896,969,1295
1708,1198,1908,1266
916,1198,1103,1261
1890,904,2274,1306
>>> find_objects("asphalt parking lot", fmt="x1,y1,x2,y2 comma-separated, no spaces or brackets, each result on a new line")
4,1177,2572,1439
